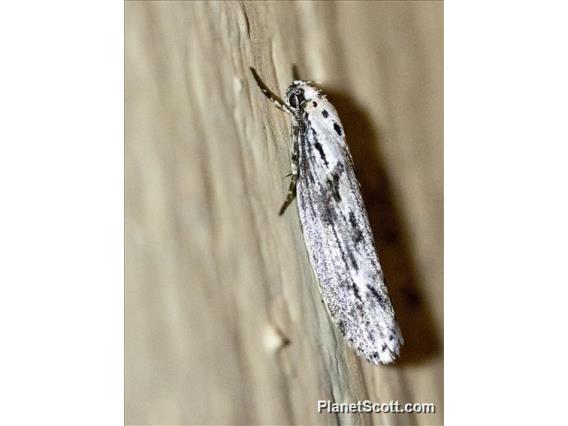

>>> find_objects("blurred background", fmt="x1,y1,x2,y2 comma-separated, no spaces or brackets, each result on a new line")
125,1,443,425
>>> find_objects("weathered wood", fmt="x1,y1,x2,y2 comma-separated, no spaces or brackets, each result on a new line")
125,1,443,425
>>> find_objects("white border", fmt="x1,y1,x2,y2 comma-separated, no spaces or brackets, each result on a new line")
447,1,568,424
1,1,568,425
0,2,123,425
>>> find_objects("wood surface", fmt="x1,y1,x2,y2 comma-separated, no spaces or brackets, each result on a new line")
125,1,443,425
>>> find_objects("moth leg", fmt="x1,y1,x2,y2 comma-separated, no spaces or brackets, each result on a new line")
279,125,300,215
278,172,298,216
250,67,292,114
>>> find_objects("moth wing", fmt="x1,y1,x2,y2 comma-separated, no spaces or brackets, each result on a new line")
297,98,403,364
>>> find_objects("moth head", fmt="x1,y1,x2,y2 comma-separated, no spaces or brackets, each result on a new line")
285,81,321,109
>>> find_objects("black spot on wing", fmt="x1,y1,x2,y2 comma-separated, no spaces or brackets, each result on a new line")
367,285,388,310
312,101,318,107
301,117,317,184
348,211,364,244
322,109,329,118
320,203,336,225
348,250,359,271
352,283,362,300
327,172,341,202
313,141,328,167
333,171,340,185
333,122,343,136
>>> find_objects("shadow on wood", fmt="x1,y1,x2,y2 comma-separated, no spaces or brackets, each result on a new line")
326,89,441,366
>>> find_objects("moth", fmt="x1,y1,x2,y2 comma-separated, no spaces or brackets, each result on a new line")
250,67,403,365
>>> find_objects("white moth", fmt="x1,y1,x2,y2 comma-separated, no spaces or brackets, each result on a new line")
250,68,403,365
